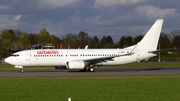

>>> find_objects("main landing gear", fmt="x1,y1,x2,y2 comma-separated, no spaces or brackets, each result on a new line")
88,65,94,72
81,65,95,72
88,67,94,72
20,69,24,73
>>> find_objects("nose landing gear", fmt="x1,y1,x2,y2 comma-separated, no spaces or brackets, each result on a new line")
15,66,24,73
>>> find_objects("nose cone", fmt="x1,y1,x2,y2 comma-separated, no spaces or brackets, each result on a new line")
4,57,11,64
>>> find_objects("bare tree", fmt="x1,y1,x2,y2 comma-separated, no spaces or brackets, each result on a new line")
14,30,23,40
29,33,37,45
159,32,172,49
170,30,180,54
62,33,78,48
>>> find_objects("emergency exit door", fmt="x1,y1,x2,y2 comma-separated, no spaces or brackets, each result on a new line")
25,52,30,61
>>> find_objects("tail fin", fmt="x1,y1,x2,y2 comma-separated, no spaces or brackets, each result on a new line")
138,19,163,50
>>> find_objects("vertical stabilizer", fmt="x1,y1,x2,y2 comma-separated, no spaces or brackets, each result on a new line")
138,19,163,50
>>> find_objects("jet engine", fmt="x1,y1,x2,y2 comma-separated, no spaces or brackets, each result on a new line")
66,60,85,69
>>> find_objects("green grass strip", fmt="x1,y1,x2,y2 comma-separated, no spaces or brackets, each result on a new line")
0,76,180,101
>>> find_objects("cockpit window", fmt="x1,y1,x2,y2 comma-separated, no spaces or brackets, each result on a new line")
12,54,19,57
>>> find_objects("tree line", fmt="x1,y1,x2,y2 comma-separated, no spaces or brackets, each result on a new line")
0,28,180,58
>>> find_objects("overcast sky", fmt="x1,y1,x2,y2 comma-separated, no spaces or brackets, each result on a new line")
0,0,180,41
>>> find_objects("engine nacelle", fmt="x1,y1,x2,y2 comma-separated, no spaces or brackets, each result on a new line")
55,66,66,69
66,60,85,69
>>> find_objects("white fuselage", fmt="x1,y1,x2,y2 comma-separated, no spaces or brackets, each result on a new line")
5,49,157,67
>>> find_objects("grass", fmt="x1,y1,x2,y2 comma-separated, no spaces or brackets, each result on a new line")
0,76,180,101
0,64,54,70
0,62,180,71
1,62,180,100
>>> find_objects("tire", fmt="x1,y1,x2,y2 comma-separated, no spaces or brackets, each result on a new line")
20,69,24,73
89,67,94,72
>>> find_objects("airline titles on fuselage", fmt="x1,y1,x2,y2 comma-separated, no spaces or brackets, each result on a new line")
37,51,59,55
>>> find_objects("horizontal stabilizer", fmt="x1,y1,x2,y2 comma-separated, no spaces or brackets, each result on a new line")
148,47,176,53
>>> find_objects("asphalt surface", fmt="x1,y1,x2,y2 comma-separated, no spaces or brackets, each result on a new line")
0,67,180,77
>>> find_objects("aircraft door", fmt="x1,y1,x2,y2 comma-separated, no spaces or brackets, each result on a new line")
25,52,30,61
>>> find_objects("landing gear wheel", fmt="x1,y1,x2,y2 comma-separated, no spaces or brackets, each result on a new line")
89,67,94,72
20,69,24,73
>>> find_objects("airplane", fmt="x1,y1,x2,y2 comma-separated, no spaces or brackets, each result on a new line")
4,19,174,73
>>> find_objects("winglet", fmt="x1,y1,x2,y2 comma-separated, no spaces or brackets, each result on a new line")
85,45,88,49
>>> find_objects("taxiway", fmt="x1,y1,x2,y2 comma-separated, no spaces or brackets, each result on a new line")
0,67,180,77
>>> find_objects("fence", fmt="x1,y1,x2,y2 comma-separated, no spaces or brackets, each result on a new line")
1,58,5,64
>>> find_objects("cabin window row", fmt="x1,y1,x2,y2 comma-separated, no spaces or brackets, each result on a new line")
78,54,131,57
79,54,119,57
69,52,127,57
34,55,63,57
34,54,131,57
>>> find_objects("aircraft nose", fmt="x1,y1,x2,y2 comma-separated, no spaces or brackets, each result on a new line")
4,57,11,64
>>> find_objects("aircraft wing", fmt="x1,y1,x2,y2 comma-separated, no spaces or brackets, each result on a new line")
82,42,140,65
83,56,115,64
82,54,130,65
82,43,175,64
